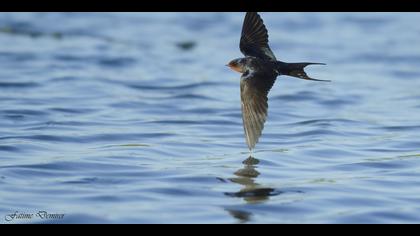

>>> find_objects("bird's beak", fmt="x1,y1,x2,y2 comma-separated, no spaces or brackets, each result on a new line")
303,77,331,82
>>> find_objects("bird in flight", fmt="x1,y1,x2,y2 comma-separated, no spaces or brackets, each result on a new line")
227,12,329,151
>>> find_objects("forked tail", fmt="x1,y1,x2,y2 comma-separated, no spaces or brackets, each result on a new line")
277,62,330,82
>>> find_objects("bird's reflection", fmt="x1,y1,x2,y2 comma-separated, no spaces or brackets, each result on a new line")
224,155,306,223
225,156,277,203
224,155,278,223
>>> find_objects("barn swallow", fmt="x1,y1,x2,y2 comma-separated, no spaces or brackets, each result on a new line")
227,12,329,151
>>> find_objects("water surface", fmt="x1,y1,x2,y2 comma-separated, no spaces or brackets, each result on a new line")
1,13,420,223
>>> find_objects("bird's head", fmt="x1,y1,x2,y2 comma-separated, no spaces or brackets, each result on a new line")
226,58,246,73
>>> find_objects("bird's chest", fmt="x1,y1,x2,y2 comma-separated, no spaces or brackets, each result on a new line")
244,58,277,76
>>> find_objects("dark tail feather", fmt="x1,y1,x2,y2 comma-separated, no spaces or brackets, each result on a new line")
279,62,330,82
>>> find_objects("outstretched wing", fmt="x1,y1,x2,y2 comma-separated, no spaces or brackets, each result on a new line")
240,12,277,62
240,72,276,150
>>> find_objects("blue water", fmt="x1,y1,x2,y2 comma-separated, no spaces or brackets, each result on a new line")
1,12,420,224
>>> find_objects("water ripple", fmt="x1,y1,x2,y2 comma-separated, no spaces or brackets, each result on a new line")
0,82,40,88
